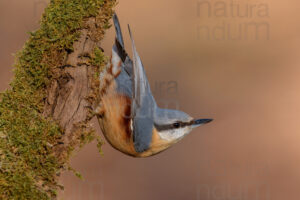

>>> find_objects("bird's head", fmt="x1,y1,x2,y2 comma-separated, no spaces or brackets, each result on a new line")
154,108,213,143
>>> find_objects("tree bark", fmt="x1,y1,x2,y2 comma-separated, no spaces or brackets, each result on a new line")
44,3,115,198
44,24,100,161
0,1,115,199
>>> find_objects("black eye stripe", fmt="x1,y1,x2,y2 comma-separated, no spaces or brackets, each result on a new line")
154,121,193,131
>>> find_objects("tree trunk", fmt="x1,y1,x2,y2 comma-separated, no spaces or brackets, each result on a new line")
43,19,103,162
0,0,116,199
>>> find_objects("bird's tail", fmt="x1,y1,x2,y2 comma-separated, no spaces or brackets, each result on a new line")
97,14,131,116
112,14,128,63
99,13,126,95
113,14,124,48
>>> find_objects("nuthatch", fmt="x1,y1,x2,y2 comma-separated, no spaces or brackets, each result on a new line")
96,14,213,157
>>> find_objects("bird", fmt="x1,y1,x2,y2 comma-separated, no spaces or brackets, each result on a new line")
96,14,213,157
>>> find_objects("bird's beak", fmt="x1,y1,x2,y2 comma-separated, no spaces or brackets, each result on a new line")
192,119,213,128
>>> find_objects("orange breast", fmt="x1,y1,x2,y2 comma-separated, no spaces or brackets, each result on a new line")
98,80,174,157
97,79,137,156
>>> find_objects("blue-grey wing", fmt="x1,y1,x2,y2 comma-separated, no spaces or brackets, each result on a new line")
113,14,155,153
115,67,132,97
133,99,154,152
128,25,156,153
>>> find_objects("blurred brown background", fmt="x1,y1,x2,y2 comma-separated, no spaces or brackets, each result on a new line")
1,0,300,199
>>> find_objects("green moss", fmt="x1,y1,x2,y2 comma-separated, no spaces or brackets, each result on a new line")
0,0,115,199
91,47,107,69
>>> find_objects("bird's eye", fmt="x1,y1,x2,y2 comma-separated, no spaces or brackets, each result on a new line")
173,122,180,128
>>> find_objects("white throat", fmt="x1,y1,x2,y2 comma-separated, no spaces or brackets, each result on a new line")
157,127,192,142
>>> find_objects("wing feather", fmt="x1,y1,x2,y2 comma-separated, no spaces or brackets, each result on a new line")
128,25,156,152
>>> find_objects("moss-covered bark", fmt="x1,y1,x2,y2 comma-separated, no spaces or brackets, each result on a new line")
0,0,116,199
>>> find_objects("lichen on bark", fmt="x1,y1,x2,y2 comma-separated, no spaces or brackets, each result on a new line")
0,0,116,199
